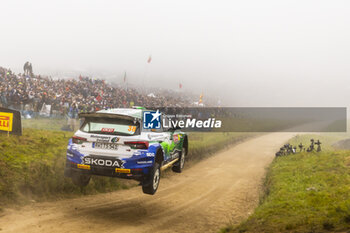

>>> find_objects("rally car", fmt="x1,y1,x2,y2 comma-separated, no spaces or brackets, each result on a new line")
64,107,188,195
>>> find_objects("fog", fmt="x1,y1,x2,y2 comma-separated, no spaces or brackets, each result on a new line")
1,0,349,107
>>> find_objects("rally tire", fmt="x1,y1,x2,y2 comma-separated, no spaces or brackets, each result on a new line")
142,163,161,195
172,147,186,173
71,171,91,187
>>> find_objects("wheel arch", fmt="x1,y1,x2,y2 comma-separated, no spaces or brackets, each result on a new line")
155,147,164,165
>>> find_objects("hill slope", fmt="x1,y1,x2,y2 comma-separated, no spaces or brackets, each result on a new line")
224,134,350,233
0,128,251,207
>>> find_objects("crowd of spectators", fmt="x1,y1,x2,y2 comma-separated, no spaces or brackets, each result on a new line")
0,66,196,119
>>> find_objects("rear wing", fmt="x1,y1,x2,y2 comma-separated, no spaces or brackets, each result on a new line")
79,112,141,123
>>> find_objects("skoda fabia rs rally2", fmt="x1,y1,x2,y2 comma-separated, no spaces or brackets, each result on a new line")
64,108,188,195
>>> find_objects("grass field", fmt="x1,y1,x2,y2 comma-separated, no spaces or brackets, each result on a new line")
0,118,253,207
21,117,68,131
223,133,350,233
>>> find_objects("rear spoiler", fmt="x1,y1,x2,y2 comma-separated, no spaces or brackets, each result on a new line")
79,112,140,122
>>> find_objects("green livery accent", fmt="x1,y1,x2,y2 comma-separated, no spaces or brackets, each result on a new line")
160,133,185,161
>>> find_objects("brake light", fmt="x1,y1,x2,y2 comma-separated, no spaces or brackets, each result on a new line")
72,136,87,144
124,141,149,149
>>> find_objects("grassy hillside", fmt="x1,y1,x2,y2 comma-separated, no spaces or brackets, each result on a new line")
223,133,350,233
0,129,132,205
0,123,252,207
187,132,254,162
21,118,68,131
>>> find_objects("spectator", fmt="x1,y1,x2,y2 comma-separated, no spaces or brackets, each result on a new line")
68,102,79,131
0,66,201,120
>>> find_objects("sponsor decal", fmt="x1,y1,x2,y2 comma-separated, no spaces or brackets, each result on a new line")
0,112,13,132
111,137,119,143
115,168,130,173
173,134,181,143
91,134,111,142
77,164,91,170
170,149,180,159
90,135,110,140
96,138,110,142
82,157,124,167
101,128,115,133
137,161,153,164
143,110,161,129
67,152,74,157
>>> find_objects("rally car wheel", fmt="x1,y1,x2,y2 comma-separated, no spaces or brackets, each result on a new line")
172,147,186,173
142,163,160,195
71,171,91,187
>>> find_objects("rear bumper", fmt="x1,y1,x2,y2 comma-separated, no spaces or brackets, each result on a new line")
64,160,146,181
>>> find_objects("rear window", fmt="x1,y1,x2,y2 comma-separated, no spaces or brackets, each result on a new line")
81,117,140,136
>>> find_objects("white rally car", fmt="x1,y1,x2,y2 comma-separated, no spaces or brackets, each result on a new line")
64,108,188,195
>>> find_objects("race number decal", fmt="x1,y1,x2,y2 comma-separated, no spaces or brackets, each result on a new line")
128,126,136,132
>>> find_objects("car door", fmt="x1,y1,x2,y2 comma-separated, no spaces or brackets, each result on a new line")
163,115,185,162
171,129,184,157
157,114,177,163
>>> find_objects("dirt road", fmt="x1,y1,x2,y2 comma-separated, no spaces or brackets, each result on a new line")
0,133,294,233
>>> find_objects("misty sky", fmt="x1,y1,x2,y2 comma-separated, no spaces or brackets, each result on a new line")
1,0,349,107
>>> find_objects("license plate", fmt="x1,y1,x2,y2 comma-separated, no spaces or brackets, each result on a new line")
93,142,118,150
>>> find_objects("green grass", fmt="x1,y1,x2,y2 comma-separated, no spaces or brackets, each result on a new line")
0,118,253,207
22,118,68,131
223,133,350,233
187,132,255,161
